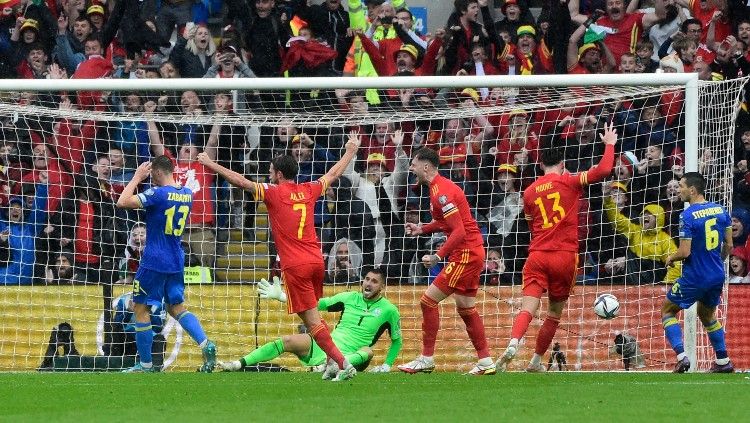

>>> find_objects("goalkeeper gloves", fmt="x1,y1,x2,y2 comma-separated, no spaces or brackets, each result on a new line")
368,364,391,373
258,276,287,302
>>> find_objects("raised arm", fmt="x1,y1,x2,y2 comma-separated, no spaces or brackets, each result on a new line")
144,101,165,156
567,0,589,25
579,122,617,185
567,23,587,71
196,153,257,192
117,162,152,209
320,131,361,188
642,0,667,30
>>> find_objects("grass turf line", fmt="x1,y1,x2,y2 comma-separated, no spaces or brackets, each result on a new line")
0,372,746,422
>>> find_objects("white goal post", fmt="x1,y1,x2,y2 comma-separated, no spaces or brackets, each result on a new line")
0,73,740,372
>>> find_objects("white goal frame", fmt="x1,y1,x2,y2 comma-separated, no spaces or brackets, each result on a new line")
0,73,704,371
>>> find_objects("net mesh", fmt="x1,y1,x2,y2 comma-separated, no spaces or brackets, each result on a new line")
0,76,744,372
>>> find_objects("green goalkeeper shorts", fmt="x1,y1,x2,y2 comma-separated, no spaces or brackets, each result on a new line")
298,337,326,367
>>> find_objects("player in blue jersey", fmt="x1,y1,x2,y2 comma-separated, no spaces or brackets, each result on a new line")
117,156,217,373
663,172,734,373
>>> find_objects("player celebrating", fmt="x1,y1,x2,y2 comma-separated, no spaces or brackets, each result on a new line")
663,172,734,373
497,122,616,372
398,147,494,375
198,132,360,381
216,268,402,373
117,156,217,373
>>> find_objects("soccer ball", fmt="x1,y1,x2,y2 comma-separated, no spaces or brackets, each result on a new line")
593,294,620,320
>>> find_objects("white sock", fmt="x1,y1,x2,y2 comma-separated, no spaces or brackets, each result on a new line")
141,362,153,368
716,358,730,365
530,354,542,367
509,338,519,349
478,357,493,367
421,355,434,362
677,352,686,361
199,339,208,348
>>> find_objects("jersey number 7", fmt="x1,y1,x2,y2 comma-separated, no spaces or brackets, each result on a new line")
534,191,566,229
293,203,307,239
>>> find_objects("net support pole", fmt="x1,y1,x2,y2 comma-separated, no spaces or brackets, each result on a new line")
683,74,700,372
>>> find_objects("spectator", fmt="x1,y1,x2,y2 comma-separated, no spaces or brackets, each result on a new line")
155,0,193,43
203,44,256,113
0,184,48,285
602,182,680,284
146,101,218,268
482,247,510,285
170,23,216,78
493,0,535,43
344,129,409,266
635,40,660,72
225,0,289,78
731,208,750,247
119,222,146,284
291,132,335,183
663,178,683,238
728,246,749,284
44,251,82,284
325,237,363,284
495,109,539,170
294,0,351,73
486,164,522,240
444,0,489,75
620,52,638,73
675,0,730,45
569,0,666,64
359,122,399,172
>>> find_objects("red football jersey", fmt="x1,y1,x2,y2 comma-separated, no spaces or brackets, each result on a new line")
523,144,616,252
425,174,484,259
596,13,645,61
252,179,327,269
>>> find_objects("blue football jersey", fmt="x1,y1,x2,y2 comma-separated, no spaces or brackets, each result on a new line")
137,185,193,273
679,202,731,285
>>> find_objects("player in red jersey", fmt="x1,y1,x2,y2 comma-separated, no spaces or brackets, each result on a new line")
496,122,617,372
397,147,494,375
197,132,361,382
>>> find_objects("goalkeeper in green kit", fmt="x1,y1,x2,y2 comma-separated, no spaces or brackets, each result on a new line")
217,268,402,373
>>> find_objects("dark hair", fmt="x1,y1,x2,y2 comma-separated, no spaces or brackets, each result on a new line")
682,172,706,195
271,155,299,180
364,266,387,284
454,0,477,13
396,8,413,19
84,35,101,46
74,15,92,25
540,146,564,167
152,155,174,174
413,147,440,168
681,18,702,33
27,42,46,53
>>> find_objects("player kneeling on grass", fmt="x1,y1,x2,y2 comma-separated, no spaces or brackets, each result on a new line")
662,172,734,373
218,268,402,373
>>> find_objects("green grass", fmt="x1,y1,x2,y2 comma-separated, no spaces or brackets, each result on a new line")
1,372,747,422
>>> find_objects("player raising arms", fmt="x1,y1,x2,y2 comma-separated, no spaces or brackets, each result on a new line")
497,122,616,372
398,147,494,375
663,173,734,373
117,156,217,373
216,268,401,373
198,132,360,381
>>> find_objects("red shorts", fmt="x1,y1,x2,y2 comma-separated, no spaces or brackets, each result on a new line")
522,251,578,302
281,262,324,314
433,246,485,297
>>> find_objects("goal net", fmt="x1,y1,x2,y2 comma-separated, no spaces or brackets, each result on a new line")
0,74,744,372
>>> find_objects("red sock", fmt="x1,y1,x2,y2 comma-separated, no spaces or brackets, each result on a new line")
511,310,533,340
310,322,345,368
458,307,490,359
420,294,440,357
534,316,561,356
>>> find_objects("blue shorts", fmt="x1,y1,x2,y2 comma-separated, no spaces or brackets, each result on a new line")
133,267,185,307
666,278,723,309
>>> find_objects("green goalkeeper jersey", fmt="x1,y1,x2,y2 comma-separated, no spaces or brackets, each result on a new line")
318,291,401,357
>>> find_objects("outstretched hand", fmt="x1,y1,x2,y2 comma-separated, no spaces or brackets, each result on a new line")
346,130,361,153
599,121,617,146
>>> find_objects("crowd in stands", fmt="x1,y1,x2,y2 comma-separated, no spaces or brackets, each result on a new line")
1,0,750,287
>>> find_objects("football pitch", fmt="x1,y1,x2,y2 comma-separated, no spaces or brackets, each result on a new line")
1,372,747,422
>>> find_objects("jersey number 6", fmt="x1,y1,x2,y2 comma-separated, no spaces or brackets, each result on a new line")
704,218,719,250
